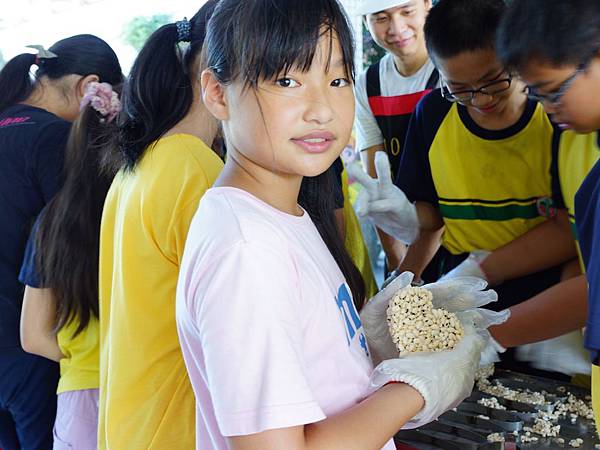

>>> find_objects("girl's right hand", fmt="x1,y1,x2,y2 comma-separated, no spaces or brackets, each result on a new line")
366,323,485,429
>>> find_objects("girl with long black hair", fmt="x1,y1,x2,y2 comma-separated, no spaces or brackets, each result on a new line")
97,2,224,448
176,1,494,448
20,82,122,450
0,34,121,450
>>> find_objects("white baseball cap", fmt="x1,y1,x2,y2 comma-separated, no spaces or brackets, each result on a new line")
354,0,413,16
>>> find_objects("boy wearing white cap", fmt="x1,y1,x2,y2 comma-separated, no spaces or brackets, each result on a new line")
354,0,439,277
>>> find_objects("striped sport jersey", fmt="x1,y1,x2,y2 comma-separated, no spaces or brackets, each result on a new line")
556,130,600,270
397,89,560,255
355,54,438,179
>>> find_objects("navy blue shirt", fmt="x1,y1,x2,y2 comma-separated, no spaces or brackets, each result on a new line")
0,105,70,348
18,216,43,290
575,133,600,363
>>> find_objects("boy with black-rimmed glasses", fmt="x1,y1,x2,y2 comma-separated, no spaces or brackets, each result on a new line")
350,0,579,375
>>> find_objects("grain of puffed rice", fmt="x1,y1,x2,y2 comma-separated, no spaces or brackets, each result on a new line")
523,417,560,437
487,433,505,443
476,378,546,406
569,438,584,448
477,396,506,410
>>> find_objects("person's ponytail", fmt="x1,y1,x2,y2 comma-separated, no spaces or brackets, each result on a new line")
0,53,37,114
119,23,193,169
117,0,220,170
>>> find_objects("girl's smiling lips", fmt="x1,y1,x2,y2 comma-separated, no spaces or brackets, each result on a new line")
291,131,336,154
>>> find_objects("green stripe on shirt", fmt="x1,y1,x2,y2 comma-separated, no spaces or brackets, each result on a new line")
439,202,539,221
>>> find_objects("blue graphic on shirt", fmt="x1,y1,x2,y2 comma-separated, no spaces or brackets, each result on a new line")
335,284,369,357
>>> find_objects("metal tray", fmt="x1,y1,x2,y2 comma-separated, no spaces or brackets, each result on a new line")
457,402,524,432
440,410,510,434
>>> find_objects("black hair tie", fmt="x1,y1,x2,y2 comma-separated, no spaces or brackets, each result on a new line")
176,18,192,43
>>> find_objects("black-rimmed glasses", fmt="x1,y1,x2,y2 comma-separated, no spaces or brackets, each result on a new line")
524,60,589,106
441,75,513,104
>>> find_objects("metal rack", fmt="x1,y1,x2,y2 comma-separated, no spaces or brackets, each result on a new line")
395,370,599,450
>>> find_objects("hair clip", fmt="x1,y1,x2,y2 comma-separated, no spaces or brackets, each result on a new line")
26,44,58,65
176,18,192,43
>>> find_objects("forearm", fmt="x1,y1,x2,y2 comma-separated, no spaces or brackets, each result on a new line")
23,334,64,362
20,286,64,362
480,212,577,285
490,275,588,348
415,202,444,231
304,383,423,450
398,228,444,280
229,383,423,450
377,228,406,270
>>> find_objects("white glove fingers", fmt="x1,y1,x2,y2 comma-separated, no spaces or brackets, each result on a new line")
429,290,496,311
362,271,414,320
368,198,406,215
480,343,502,366
374,151,395,188
454,290,498,310
380,271,415,296
346,162,379,197
475,308,510,327
459,326,486,355
354,189,371,217
432,276,489,292
455,309,504,330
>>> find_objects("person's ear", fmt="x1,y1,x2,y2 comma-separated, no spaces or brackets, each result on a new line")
76,74,100,100
424,0,433,12
201,69,229,121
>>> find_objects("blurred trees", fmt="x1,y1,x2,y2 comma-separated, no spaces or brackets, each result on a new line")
122,14,171,51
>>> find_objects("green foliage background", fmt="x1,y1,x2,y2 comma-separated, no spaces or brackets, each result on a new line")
122,14,172,51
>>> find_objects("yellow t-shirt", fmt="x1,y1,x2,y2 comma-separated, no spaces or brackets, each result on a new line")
341,168,378,299
98,134,223,450
592,365,600,432
56,317,99,394
397,96,557,255
557,131,600,270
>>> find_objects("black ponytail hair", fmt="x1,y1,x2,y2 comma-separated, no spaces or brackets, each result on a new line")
205,0,366,309
0,34,122,115
118,0,220,170
35,87,122,336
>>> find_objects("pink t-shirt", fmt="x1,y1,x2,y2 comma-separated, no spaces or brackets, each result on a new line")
176,187,395,450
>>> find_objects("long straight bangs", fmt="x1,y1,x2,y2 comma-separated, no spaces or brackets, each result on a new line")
206,0,355,89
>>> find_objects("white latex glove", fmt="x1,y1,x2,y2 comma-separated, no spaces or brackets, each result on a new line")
360,271,414,365
516,331,591,376
480,334,507,367
440,250,491,283
424,276,509,366
423,276,498,312
455,308,509,366
346,152,420,245
368,323,485,429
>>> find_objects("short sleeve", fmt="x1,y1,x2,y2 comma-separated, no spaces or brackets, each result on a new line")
354,70,384,151
33,121,70,202
19,216,43,288
165,143,223,265
189,241,325,436
395,92,446,205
